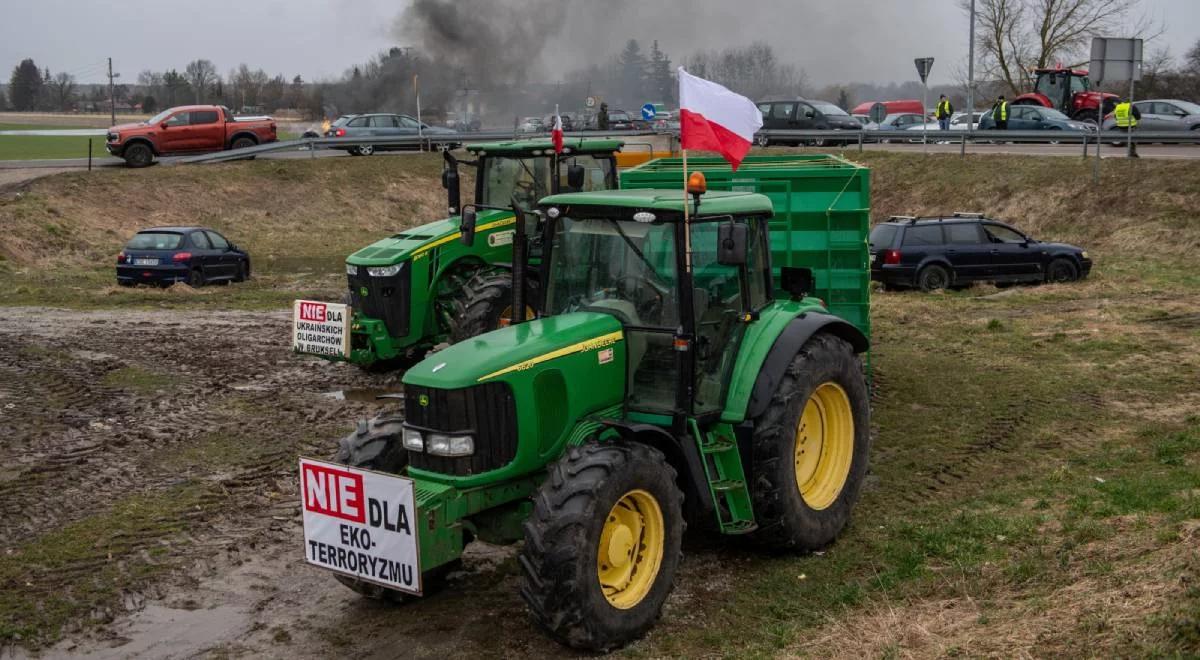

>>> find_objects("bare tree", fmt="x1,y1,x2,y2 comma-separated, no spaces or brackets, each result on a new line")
962,0,1152,95
185,59,218,103
46,72,76,111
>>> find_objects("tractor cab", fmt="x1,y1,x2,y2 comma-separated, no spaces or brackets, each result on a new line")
1016,68,1117,122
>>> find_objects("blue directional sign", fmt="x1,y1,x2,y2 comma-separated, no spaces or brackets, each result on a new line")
641,103,657,121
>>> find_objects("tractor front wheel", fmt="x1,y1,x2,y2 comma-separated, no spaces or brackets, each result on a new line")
520,442,683,652
750,333,870,551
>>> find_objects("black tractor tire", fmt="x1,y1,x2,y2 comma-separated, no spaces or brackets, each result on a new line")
187,268,205,288
123,142,154,168
520,442,684,652
1045,257,1079,283
749,333,870,552
917,264,951,292
330,412,458,601
447,272,533,343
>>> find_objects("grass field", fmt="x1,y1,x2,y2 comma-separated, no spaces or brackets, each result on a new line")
0,134,106,161
0,151,1197,656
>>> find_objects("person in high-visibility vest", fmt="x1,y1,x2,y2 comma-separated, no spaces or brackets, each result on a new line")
936,95,954,131
991,95,1009,130
1113,99,1142,158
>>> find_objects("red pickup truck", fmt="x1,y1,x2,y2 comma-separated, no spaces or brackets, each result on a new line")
106,105,277,167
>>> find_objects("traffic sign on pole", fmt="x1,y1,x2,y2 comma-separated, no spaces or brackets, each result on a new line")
641,103,657,121
914,57,935,84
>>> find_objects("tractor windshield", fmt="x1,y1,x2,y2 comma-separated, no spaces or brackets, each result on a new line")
480,154,615,210
546,215,681,411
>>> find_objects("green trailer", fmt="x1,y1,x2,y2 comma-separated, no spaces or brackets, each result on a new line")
302,155,873,651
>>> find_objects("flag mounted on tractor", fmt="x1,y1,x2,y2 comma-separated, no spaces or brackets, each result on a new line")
678,67,763,170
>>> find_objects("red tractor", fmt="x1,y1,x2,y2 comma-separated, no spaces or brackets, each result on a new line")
1014,67,1118,124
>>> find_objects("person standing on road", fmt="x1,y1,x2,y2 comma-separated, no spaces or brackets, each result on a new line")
991,95,1009,130
1114,98,1142,158
936,95,954,131
597,102,610,131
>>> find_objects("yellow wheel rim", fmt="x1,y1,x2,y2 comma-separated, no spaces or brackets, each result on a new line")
596,489,665,610
498,304,536,327
794,382,855,511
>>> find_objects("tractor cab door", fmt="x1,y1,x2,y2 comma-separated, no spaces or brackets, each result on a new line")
689,216,771,414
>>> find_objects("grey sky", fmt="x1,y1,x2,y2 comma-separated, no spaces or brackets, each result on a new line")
2,0,1196,87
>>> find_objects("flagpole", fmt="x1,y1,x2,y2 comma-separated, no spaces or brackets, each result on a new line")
682,148,691,271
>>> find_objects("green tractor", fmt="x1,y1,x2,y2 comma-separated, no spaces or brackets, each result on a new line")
292,138,629,369
303,155,872,651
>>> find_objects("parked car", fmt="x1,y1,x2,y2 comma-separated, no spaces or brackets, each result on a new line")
908,111,985,133
755,98,862,146
869,213,1091,291
519,117,544,133
863,113,927,142
106,105,277,168
1101,99,1200,133
851,99,925,117
542,113,577,131
117,227,250,288
608,110,635,130
977,106,1094,138
325,113,458,155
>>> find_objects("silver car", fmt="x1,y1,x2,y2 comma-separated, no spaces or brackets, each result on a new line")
1101,99,1200,133
325,113,458,156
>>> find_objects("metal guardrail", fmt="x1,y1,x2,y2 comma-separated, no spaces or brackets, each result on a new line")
172,126,1196,165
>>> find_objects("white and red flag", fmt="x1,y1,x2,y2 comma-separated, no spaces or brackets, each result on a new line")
678,67,763,170
551,106,564,154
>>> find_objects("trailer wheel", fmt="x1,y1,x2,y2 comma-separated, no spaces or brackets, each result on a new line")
520,442,683,652
749,333,870,551
448,272,535,343
330,412,457,601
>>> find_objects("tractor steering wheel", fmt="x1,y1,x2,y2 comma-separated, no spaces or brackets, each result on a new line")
614,275,665,322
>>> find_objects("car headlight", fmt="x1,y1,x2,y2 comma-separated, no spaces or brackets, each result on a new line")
366,264,403,277
426,433,474,457
1081,251,1089,259
402,427,424,452
345,263,358,276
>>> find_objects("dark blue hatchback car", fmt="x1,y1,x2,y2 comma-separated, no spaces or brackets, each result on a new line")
117,227,250,287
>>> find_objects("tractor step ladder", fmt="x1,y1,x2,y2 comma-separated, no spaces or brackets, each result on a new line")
689,420,757,534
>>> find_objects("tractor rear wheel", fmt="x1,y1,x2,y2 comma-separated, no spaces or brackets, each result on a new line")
520,442,683,652
749,333,870,551
331,412,457,601
448,272,535,343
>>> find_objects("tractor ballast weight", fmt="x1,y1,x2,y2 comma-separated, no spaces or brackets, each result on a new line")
310,155,873,652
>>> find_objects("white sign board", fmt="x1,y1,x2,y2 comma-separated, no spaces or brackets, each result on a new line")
585,96,597,108
300,457,422,594
292,300,350,358
1090,37,1143,84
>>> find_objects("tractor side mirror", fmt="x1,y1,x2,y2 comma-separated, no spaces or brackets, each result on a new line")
460,206,477,247
717,221,748,266
566,163,585,191
442,151,461,215
781,267,814,300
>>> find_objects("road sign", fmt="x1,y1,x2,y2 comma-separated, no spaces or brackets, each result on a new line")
641,103,657,121
869,102,888,124
585,96,597,108
1089,37,1143,85
914,57,935,84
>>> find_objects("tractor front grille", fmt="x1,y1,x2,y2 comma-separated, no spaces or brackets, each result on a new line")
404,382,518,476
348,263,411,338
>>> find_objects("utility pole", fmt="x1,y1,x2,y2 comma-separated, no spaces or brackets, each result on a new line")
107,58,121,126
967,0,976,134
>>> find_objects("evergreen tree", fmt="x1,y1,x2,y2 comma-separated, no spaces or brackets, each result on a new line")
618,39,646,106
8,58,43,111
648,40,674,104
837,88,851,111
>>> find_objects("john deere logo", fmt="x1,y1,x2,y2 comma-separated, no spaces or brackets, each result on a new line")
418,395,429,407
359,286,369,298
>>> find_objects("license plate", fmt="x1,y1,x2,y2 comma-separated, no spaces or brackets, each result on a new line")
132,258,159,266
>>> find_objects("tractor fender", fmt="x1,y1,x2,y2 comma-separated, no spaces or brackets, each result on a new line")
595,419,716,520
746,313,869,420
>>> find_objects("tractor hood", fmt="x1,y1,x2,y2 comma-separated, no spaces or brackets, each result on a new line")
403,312,625,390
346,208,516,267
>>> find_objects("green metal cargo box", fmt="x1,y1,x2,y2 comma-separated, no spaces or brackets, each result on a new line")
620,155,871,341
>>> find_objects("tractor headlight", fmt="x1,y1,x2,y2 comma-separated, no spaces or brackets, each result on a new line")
367,264,403,277
426,433,474,457
402,427,424,452
345,263,358,276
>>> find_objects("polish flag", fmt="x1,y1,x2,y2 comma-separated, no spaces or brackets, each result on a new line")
678,67,763,170
551,111,564,154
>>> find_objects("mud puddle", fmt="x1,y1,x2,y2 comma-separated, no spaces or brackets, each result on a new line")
321,387,405,402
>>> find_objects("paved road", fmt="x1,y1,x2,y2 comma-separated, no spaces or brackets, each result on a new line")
0,146,420,171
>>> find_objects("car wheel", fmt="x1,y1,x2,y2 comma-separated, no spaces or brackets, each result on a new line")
187,268,205,288
1048,127,1063,145
755,135,770,148
123,143,153,168
231,136,256,150
355,145,374,157
234,260,249,283
117,280,135,288
1045,258,1078,284
917,264,951,292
